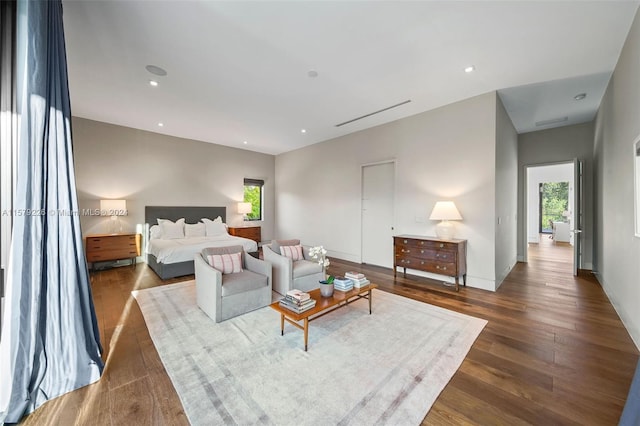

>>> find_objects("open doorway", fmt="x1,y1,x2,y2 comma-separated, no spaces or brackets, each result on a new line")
525,162,576,273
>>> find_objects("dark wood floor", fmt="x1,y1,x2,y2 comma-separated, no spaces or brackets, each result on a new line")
19,243,638,425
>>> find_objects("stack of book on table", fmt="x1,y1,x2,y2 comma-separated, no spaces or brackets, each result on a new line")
279,289,316,313
333,276,354,292
345,271,370,288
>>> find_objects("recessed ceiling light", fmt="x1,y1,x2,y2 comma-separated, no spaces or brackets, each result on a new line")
158,122,164,127
574,93,587,101
145,65,167,76
243,141,248,145
308,70,318,78
301,129,307,133
464,65,475,73
149,80,159,87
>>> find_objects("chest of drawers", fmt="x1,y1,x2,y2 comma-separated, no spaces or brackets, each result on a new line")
85,233,141,266
393,235,467,291
228,226,261,244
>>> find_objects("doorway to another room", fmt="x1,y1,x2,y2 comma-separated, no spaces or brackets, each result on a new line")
525,162,579,274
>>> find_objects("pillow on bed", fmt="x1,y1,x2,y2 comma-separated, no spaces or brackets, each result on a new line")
158,218,185,239
279,244,304,261
202,218,227,236
185,222,206,238
149,225,162,240
205,252,243,274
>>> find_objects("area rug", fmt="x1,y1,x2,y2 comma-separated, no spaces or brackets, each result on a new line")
133,281,486,425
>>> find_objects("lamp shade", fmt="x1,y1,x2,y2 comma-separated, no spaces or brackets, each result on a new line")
429,201,462,221
237,202,252,215
100,199,127,216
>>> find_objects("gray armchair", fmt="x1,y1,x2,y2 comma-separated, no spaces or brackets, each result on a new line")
263,239,324,295
194,245,272,323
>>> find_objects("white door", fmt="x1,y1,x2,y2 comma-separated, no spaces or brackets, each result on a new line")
361,162,395,267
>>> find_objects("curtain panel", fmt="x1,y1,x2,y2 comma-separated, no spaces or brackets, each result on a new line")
0,1,104,422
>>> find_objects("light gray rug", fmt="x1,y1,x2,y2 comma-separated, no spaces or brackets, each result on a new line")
133,281,486,425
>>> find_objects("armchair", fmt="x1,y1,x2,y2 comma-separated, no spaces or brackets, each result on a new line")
263,239,324,295
194,245,272,323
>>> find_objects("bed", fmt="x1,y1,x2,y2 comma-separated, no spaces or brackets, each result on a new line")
145,206,258,280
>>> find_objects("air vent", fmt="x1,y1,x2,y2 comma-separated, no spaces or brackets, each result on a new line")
335,100,411,127
535,116,568,127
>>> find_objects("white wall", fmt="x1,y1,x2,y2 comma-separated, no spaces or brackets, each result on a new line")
517,123,594,267
275,92,501,291
593,6,640,349
494,96,518,288
72,117,276,244
526,163,573,244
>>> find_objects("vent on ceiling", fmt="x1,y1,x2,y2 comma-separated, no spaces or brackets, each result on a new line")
335,100,411,127
535,116,568,127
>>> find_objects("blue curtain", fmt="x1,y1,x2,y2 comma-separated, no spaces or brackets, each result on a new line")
0,0,104,422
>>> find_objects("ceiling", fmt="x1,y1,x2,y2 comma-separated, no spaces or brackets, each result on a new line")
62,1,639,155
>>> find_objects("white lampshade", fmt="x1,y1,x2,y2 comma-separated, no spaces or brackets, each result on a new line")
429,201,462,240
429,201,462,221
237,202,252,214
100,199,127,216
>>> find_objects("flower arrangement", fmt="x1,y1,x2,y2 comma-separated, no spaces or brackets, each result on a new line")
308,245,330,270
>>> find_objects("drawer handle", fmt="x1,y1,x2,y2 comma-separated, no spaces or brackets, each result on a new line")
406,260,410,264
420,241,424,245
403,239,408,244
404,249,410,253
420,250,424,254
443,266,447,271
436,265,440,269
420,261,424,265
436,253,440,258
439,243,444,248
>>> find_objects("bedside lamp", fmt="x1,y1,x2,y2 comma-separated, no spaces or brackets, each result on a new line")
429,201,462,240
100,199,127,234
237,202,252,222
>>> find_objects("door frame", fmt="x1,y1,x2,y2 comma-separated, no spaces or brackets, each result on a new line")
522,160,577,270
360,159,397,265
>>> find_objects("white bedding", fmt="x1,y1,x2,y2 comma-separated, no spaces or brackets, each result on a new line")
147,235,258,264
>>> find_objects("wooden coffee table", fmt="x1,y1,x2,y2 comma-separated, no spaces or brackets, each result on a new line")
269,284,378,351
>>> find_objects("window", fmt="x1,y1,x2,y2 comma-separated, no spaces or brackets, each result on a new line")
243,178,264,221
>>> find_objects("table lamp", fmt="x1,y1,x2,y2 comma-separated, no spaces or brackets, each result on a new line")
100,199,127,234
429,201,462,240
237,202,252,221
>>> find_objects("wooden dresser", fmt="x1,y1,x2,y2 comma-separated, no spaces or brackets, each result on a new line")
393,235,467,291
85,233,141,267
228,225,261,244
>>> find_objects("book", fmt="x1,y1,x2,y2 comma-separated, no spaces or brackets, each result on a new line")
333,277,352,285
345,272,365,279
286,289,310,301
279,298,316,313
283,296,315,307
349,277,369,285
353,279,370,288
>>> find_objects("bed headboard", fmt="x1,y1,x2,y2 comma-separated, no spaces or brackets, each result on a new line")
145,206,227,225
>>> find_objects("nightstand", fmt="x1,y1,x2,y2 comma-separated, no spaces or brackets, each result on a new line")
228,226,261,244
85,233,141,268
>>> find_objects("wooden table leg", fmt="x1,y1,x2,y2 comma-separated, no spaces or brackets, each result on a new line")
304,318,309,351
455,276,459,292
369,289,372,314
280,314,284,336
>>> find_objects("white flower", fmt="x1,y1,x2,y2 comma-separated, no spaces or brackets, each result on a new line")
309,245,330,269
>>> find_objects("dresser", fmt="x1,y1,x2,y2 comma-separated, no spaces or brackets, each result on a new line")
228,226,261,244
85,233,141,267
393,235,467,291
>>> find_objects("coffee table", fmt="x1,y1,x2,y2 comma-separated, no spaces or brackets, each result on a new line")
269,284,378,351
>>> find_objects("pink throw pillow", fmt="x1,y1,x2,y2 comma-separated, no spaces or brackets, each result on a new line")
206,252,243,274
280,245,303,261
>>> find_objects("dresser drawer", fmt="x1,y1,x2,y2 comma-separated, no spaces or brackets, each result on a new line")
86,235,137,250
